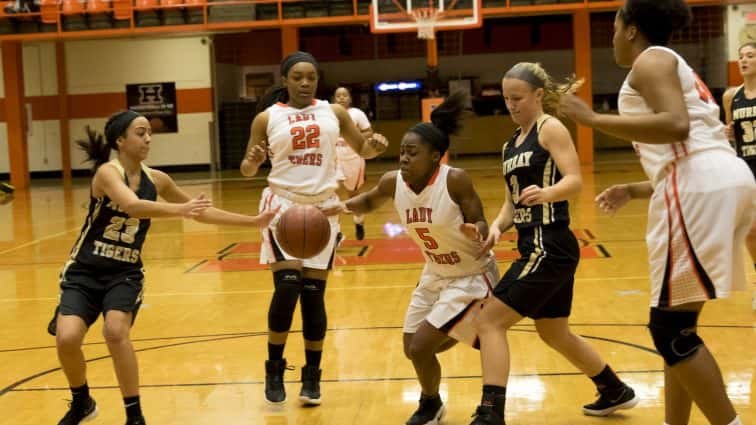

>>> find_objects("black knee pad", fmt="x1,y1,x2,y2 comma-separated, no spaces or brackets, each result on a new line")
648,308,704,366
300,278,327,341
268,269,302,333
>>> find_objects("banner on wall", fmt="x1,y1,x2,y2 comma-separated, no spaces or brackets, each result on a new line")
126,82,178,133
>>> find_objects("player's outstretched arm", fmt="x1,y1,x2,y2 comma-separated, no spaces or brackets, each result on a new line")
560,49,690,144
595,181,652,216
240,111,269,177
447,167,488,242
94,163,212,219
333,104,388,159
345,171,397,215
153,169,278,227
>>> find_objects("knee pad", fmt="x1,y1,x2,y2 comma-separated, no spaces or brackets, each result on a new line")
648,308,704,366
300,278,327,341
268,269,302,333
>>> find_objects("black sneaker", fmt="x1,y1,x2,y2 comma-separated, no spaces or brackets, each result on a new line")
469,405,504,425
47,305,60,336
125,416,146,425
406,394,444,425
298,364,321,405
58,396,98,425
583,385,639,416
355,223,365,241
265,359,288,404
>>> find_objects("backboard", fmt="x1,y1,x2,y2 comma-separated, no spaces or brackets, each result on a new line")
370,0,482,39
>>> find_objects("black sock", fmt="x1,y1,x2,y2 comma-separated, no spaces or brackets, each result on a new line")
124,395,142,419
481,385,507,417
70,383,89,404
305,349,322,368
268,343,284,361
590,365,624,393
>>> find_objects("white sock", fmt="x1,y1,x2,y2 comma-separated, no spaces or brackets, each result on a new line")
727,416,742,425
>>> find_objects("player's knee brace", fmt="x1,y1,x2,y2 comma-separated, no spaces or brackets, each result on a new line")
648,308,703,366
268,269,302,333
301,278,327,341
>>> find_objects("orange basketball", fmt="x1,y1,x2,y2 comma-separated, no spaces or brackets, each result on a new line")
275,205,331,259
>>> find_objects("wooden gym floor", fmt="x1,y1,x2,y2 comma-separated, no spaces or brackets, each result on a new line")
0,151,753,425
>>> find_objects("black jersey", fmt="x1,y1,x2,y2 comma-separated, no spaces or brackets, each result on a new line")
731,85,756,165
503,114,570,230
69,160,157,271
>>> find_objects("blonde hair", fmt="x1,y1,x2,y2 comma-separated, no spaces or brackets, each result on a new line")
503,62,584,116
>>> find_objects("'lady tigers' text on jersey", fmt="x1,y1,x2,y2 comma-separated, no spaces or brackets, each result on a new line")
395,165,495,278
266,100,340,196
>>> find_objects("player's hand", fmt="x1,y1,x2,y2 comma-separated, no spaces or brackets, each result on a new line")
367,133,389,154
519,185,551,206
254,205,280,227
724,122,735,142
245,143,267,165
179,193,212,218
319,202,351,217
559,93,596,125
460,223,483,242
477,225,501,259
595,184,631,216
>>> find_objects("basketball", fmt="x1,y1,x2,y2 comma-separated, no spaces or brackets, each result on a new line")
275,205,331,259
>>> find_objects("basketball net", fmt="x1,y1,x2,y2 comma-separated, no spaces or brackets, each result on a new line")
412,7,441,39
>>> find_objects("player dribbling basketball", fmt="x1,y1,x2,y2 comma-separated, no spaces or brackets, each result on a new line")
240,51,388,406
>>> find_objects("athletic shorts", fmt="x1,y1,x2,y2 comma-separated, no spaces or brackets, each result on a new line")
259,186,342,270
646,150,755,307
404,260,499,348
56,260,144,327
493,223,579,319
336,146,366,192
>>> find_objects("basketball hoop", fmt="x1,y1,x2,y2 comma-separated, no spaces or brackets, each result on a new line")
412,7,441,39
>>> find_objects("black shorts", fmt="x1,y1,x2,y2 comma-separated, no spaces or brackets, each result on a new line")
746,158,756,179
493,224,579,319
56,261,145,327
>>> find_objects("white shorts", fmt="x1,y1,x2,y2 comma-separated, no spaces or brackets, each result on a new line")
403,260,499,347
258,187,342,270
335,146,365,192
647,151,756,308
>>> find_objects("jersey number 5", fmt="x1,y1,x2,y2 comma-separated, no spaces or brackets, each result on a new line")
291,125,320,150
415,228,439,250
104,217,140,244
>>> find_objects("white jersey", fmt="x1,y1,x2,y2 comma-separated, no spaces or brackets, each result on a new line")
619,46,735,186
395,165,495,278
336,107,371,161
266,100,339,196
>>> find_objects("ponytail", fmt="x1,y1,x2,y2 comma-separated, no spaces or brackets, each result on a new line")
76,126,111,172
77,110,142,172
256,85,289,114
408,91,468,156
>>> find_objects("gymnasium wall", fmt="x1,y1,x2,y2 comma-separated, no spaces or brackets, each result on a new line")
0,36,213,174
727,3,756,86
